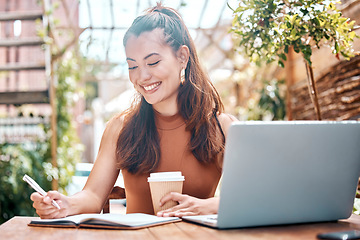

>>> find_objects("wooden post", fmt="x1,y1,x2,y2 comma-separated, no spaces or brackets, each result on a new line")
50,62,58,190
304,61,322,120
43,0,58,190
285,47,295,120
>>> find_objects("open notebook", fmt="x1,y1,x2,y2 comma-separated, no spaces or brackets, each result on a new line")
183,121,360,229
28,213,180,230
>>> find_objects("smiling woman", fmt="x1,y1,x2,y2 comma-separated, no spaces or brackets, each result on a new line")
29,3,236,220
125,29,188,108
115,3,236,217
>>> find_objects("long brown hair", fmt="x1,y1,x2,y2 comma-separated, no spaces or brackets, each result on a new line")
116,3,224,174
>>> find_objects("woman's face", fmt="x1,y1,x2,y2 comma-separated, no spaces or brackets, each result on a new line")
125,28,187,113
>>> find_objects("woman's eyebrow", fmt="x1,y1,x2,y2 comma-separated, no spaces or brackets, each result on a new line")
126,57,136,62
144,53,160,60
126,53,160,62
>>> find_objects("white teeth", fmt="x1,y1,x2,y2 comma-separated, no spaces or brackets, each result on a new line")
143,82,160,91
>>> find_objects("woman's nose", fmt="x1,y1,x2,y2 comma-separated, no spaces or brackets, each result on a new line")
139,67,151,82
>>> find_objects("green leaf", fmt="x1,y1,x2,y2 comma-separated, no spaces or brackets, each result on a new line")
278,60,285,68
284,45,289,54
340,51,350,58
279,53,287,61
314,17,320,26
349,31,357,39
329,2,336,10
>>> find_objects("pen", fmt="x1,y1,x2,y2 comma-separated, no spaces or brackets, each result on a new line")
23,174,61,210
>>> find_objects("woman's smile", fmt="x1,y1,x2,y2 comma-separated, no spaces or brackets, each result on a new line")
142,82,162,92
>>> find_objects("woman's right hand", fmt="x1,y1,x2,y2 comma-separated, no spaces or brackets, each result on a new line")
30,191,69,219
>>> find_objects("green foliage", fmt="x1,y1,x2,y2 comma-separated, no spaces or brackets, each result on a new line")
0,143,52,222
0,54,84,224
258,79,286,120
40,55,85,188
238,79,286,120
354,198,360,215
53,56,84,188
56,57,85,188
230,0,358,67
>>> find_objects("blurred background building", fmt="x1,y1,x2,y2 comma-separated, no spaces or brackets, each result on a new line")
0,0,359,163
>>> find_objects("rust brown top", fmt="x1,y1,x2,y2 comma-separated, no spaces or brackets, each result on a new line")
122,111,222,214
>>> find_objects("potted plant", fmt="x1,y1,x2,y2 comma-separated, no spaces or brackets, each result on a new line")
230,0,358,120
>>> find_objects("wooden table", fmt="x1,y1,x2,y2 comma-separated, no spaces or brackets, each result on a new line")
1,215,360,240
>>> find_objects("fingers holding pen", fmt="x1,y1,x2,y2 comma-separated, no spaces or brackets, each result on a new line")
43,191,62,206
30,191,66,219
30,191,58,208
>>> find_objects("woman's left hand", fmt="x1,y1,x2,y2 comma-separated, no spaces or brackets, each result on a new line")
156,192,219,217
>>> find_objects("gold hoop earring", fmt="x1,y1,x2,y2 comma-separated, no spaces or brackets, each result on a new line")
180,68,185,85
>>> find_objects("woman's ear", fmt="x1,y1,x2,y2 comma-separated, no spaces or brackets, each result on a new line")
177,45,190,68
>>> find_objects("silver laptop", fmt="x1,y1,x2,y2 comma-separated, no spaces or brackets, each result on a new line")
182,121,360,229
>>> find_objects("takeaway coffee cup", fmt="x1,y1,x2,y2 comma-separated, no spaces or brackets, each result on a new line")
147,171,185,214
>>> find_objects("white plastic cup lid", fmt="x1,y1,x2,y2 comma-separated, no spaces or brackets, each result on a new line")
147,171,185,182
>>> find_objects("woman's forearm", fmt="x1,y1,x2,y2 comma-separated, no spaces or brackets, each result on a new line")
67,189,106,216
